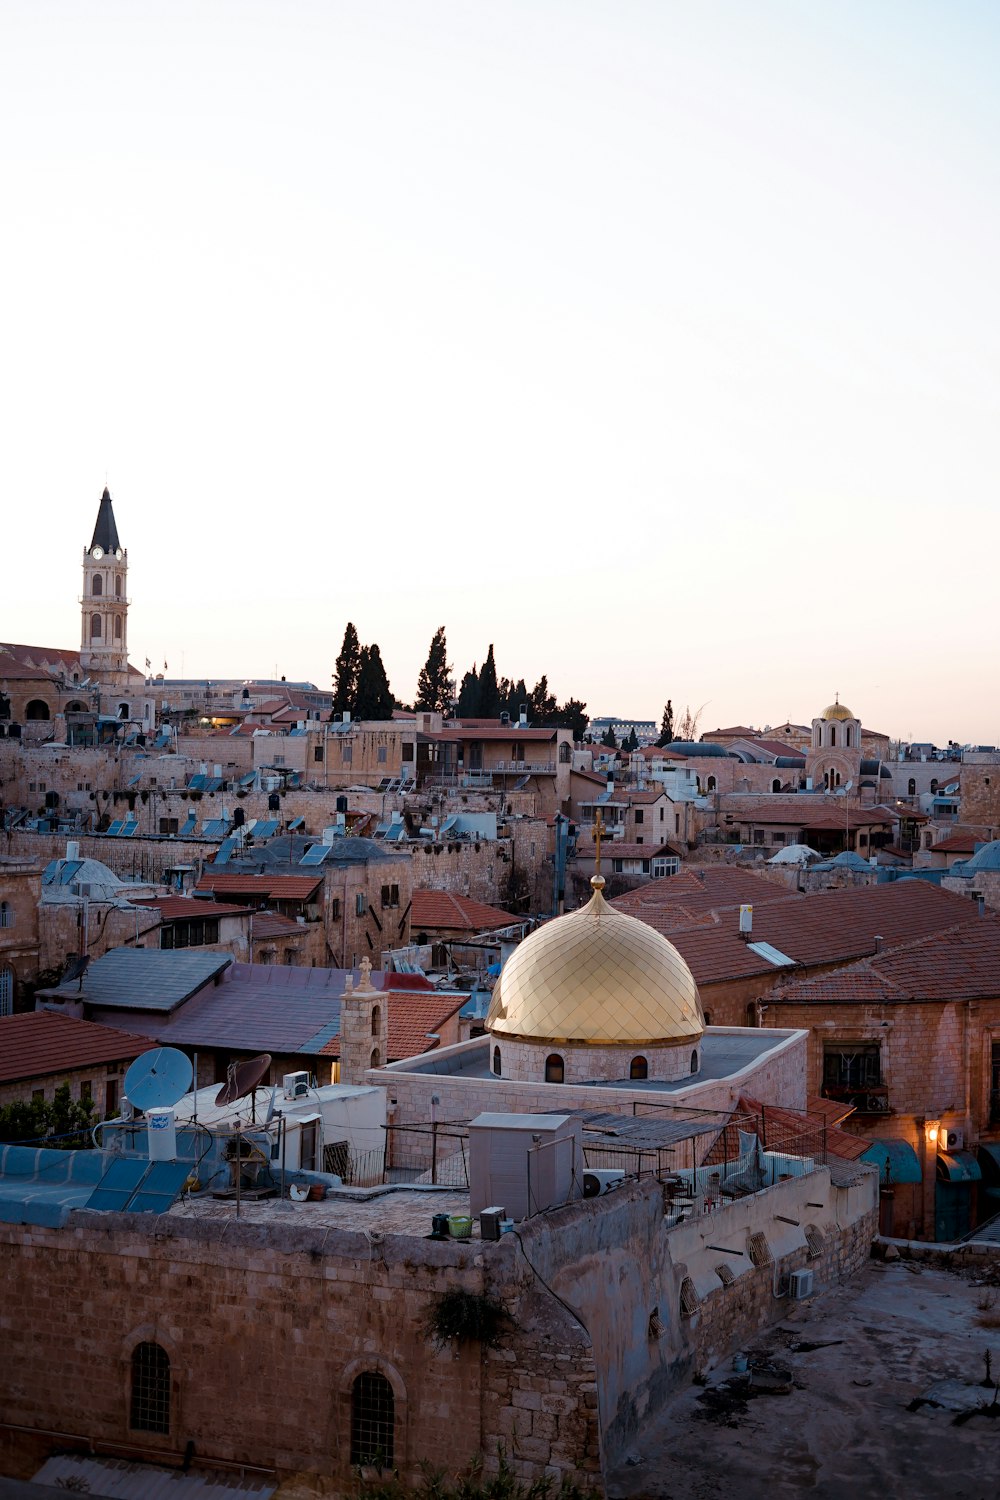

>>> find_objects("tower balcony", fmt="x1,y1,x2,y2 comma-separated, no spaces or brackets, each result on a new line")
79,596,131,606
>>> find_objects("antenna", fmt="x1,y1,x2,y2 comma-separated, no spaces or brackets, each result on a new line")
123,1047,193,1112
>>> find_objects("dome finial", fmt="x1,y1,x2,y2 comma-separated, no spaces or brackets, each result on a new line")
593,808,606,877
591,874,606,893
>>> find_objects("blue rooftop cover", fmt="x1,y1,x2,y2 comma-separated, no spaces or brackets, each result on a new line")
937,1149,982,1183
860,1139,922,1184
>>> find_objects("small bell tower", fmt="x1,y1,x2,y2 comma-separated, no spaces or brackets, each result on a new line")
80,486,129,689
339,958,389,1084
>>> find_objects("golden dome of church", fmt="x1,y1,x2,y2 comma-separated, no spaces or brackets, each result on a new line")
819,697,854,722
486,877,704,1086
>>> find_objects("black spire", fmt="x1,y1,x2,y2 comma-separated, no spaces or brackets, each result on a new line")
90,486,121,554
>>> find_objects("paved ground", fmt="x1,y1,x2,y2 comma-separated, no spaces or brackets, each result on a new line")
607,1258,1000,1500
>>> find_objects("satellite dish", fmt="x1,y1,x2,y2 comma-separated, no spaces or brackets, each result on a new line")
124,1047,193,1112
215,1054,272,1107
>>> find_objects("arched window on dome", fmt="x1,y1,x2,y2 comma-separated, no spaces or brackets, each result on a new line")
492,1046,501,1076
544,1054,564,1084
690,1050,699,1074
629,1056,648,1080
92,575,103,596
908,778,916,796
845,726,852,748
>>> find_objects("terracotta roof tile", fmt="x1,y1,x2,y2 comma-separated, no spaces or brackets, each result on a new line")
131,896,250,921
412,890,518,932
196,873,323,901
0,1012,155,1085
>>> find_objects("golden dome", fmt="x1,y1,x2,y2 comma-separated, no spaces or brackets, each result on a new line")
820,698,854,722
487,878,704,1047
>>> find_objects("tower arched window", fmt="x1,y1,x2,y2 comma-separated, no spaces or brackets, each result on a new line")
92,574,103,596
845,726,852,748
129,1341,171,1434
706,776,716,792
492,1046,501,1076
115,574,122,597
370,1004,381,1037
545,1053,565,1084
90,613,102,641
350,1370,395,1468
930,778,938,794
629,1055,648,1080
690,1050,699,1074
829,725,837,748
114,614,122,640
370,1048,380,1069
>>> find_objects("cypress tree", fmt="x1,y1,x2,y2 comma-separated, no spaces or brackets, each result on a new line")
332,623,361,719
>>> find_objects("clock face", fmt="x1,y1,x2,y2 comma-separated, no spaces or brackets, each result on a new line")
92,546,104,559
115,548,123,560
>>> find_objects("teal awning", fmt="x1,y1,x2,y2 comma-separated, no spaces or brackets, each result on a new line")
977,1143,1000,1183
937,1150,982,1183
861,1140,922,1185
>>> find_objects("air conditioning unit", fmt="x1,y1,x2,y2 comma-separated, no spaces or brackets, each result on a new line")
788,1268,815,1300
945,1128,964,1151
283,1071,310,1100
583,1169,626,1198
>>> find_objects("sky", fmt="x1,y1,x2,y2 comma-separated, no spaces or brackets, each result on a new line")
2,1,998,746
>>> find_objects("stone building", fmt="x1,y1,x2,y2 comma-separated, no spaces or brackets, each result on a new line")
0,854,42,1015
0,1009,153,1112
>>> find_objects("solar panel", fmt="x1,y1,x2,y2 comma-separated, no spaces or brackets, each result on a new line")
86,1157,149,1212
127,774,141,787
299,844,329,865
188,774,206,791
122,821,140,837
127,1160,192,1215
288,817,304,830
106,820,125,836
253,819,279,839
215,836,239,864
201,819,226,839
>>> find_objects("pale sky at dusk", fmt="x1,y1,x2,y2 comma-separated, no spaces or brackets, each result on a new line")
2,2,998,746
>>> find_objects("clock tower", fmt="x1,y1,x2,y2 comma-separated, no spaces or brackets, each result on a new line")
80,486,130,689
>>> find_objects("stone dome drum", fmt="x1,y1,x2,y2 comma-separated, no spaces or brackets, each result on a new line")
487,877,704,1049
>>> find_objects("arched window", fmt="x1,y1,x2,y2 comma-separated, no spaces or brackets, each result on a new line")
908,778,916,796
545,1053,565,1084
65,700,87,713
835,771,841,788
0,902,13,930
370,1048,380,1069
129,1341,170,1433
829,725,837,747
25,700,51,721
706,775,717,792
92,574,103,596
746,1001,757,1028
930,778,938,794
690,1050,699,1074
845,726,852,748
90,613,102,640
0,965,13,1016
114,614,122,640
492,1046,501,1076
115,574,122,597
703,1010,712,1026
350,1370,394,1467
558,742,571,763
771,778,781,794
118,703,130,719
629,1055,648,1080
371,1004,381,1037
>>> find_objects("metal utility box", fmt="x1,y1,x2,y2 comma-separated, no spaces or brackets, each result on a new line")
468,1113,583,1222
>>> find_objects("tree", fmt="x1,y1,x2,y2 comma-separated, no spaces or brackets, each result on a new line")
331,622,361,719
354,644,395,720
529,675,557,725
456,666,479,718
557,698,589,740
601,725,617,749
656,700,674,748
477,644,500,717
0,1083,95,1149
624,727,639,753
415,626,452,714
676,702,707,742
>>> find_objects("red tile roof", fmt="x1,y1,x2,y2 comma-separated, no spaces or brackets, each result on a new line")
196,873,323,901
929,832,981,854
412,890,518,932
318,991,467,1062
131,897,250,921
251,912,304,938
770,913,1000,1006
575,840,681,861
0,1012,155,1085
737,1094,871,1161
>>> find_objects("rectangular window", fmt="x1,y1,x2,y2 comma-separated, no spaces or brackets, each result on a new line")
991,1041,1000,1127
159,817,179,835
313,745,324,762
822,1044,885,1110
356,892,367,917
380,884,400,909
342,745,353,764
634,810,644,824
675,813,680,833
32,1088,44,1103
80,1080,92,1103
331,898,341,921
402,742,414,762
377,745,387,764
659,806,664,820
753,829,765,845
772,832,785,845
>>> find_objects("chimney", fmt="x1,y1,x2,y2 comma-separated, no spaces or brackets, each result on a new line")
874,934,883,954
978,896,986,918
